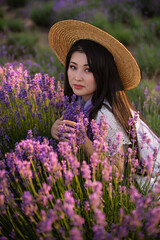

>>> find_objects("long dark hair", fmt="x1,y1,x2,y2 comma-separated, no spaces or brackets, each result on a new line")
64,39,135,133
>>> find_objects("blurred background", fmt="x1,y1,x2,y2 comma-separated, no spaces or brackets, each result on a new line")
0,0,160,80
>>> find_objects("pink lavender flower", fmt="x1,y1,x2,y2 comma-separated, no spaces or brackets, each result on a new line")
144,154,154,176
94,208,107,227
0,194,5,214
69,227,83,240
102,160,112,182
58,141,72,158
81,161,91,181
63,191,75,217
84,201,90,211
21,191,37,217
154,180,160,194
43,151,62,179
64,169,74,186
92,206,107,240
89,192,100,209
116,132,123,145
90,115,109,141
63,191,85,227
127,111,139,142
90,152,100,175
16,160,33,180
37,209,58,235
93,224,107,240
145,206,160,236
0,170,8,194
37,183,53,207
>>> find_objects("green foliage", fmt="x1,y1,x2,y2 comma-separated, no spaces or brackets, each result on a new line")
108,2,135,24
0,7,4,18
6,0,28,8
31,2,54,28
6,32,38,58
110,23,132,46
86,0,102,8
89,12,112,32
53,2,86,22
24,46,64,78
0,18,7,32
138,0,160,17
136,43,160,77
143,97,160,136
0,18,24,32
128,13,143,29
127,84,146,111
127,80,160,136
148,17,160,38
6,19,24,32
89,12,132,45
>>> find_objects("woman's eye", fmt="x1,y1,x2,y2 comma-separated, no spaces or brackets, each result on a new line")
70,65,76,70
85,68,91,72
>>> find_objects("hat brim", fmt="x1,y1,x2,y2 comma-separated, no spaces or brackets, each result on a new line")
48,20,141,90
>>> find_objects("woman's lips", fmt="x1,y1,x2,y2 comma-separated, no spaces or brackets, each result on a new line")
74,84,84,89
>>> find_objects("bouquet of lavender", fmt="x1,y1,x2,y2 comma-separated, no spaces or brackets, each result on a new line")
58,95,89,152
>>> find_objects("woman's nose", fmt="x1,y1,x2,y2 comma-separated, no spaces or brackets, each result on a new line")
75,70,83,80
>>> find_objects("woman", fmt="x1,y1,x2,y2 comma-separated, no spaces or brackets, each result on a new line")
49,20,160,190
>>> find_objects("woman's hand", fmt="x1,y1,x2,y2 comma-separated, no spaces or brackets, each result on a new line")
51,117,63,140
51,118,77,141
63,120,94,157
61,120,76,141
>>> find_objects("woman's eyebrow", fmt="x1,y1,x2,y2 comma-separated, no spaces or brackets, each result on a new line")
70,61,77,65
70,61,89,66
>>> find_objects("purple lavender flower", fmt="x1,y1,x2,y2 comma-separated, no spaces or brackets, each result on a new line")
63,191,75,218
62,95,82,122
37,209,58,235
89,192,100,209
155,81,160,92
37,183,53,207
93,224,107,240
81,161,91,181
69,227,84,240
0,193,5,214
16,160,33,180
102,160,112,182
64,169,74,186
21,191,37,217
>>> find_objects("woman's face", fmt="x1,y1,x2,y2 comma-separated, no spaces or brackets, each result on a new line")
67,51,97,102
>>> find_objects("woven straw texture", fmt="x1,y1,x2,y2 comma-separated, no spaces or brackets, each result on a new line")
48,20,141,90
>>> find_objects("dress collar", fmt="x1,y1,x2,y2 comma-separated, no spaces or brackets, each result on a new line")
77,96,93,112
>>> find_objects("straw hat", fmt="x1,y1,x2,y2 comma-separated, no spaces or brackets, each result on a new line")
48,20,141,90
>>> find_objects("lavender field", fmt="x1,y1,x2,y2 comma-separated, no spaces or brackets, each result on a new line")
0,0,160,239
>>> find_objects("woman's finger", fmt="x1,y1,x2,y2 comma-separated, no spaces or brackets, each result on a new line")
59,132,74,142
63,120,76,127
64,126,75,133
58,117,64,125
